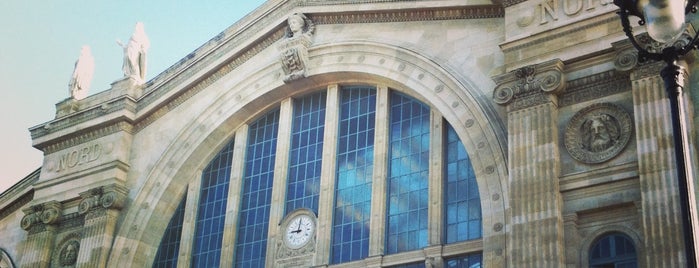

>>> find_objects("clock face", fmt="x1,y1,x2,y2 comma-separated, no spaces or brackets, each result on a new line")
283,213,315,249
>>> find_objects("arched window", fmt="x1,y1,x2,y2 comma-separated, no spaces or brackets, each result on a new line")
153,85,484,267
589,233,637,268
152,196,186,268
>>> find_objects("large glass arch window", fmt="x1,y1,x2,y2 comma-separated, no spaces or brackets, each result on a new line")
191,139,235,267
386,91,431,254
234,110,280,268
589,232,638,268
156,84,484,267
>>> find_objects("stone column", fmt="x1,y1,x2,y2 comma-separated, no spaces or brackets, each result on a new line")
76,184,128,268
19,201,62,268
492,59,566,267
428,110,444,246
631,61,688,267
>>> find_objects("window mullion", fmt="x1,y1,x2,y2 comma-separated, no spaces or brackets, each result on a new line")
265,98,294,267
176,171,202,268
369,84,390,256
428,111,444,246
219,126,249,267
315,84,340,265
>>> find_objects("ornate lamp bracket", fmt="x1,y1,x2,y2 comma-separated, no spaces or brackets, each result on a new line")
614,0,699,64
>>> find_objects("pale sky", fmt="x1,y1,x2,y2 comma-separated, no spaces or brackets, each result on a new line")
0,1,267,193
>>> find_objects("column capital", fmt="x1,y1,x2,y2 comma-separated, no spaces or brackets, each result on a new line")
492,59,566,109
21,200,62,232
77,184,128,216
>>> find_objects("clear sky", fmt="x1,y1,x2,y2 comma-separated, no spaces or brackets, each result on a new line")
0,1,267,193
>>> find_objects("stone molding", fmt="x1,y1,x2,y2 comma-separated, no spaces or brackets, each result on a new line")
77,184,128,217
502,14,618,52
0,191,33,221
20,200,62,233
32,4,503,150
310,5,503,24
559,70,630,106
492,59,566,109
41,122,133,155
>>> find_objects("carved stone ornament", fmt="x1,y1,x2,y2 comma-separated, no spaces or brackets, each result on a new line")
58,240,80,266
78,184,128,215
492,59,566,106
0,249,15,268
278,13,314,83
565,103,633,164
613,48,638,72
20,201,62,231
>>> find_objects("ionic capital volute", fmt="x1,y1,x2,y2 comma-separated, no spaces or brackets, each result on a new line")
20,200,63,231
492,59,566,106
78,184,128,215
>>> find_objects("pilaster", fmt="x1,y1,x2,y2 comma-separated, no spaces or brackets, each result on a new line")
19,201,62,268
219,126,249,267
76,184,127,268
493,59,566,267
630,61,687,267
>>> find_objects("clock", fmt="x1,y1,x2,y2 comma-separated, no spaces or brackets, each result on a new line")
282,211,316,249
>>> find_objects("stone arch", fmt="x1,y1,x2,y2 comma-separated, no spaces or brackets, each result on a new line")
108,41,508,267
579,225,643,267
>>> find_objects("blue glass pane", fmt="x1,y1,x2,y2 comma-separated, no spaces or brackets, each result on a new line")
386,91,430,254
589,233,638,268
286,92,327,214
390,262,426,268
445,253,483,268
331,86,376,264
191,139,235,267
234,109,280,268
444,122,482,243
153,195,187,268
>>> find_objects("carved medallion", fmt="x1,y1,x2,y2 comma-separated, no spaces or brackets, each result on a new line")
565,103,633,164
58,240,80,266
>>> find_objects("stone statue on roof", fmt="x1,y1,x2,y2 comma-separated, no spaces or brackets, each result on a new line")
117,22,150,84
68,46,94,100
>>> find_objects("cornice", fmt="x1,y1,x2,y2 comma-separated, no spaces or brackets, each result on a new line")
33,3,503,149
559,70,631,106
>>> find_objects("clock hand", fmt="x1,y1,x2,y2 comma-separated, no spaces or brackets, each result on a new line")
296,218,302,232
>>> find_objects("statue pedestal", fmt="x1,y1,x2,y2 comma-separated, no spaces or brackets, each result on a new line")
110,77,144,99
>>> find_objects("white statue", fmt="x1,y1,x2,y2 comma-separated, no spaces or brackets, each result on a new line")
68,46,94,100
117,22,149,84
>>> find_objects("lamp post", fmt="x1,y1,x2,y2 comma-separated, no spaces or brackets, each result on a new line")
613,0,698,267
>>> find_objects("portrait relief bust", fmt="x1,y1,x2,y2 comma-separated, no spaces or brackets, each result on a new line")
565,103,633,164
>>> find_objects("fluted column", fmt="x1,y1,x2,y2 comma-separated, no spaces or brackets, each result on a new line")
76,184,128,268
19,201,62,268
631,61,687,267
493,59,566,268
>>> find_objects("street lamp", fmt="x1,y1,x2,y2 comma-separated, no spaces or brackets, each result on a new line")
613,0,698,267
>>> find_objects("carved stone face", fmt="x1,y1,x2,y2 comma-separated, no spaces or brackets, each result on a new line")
288,15,305,36
581,115,617,153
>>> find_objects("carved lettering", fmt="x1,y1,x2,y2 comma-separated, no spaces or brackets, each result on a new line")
563,0,583,16
540,0,558,25
529,0,612,26
57,143,103,172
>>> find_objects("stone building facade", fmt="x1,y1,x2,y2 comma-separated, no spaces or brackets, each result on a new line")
0,0,697,267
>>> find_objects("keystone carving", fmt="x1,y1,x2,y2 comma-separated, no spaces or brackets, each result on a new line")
278,13,314,83
78,184,128,215
20,201,62,231
492,59,566,107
